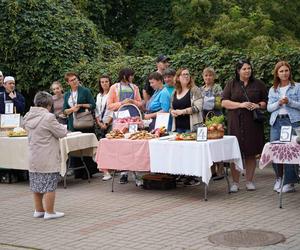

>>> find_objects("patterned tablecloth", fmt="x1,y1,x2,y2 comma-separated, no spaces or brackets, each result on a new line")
259,139,300,169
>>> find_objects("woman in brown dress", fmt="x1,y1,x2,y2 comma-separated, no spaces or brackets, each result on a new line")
222,59,268,192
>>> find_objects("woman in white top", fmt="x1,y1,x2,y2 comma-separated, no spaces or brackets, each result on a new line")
267,61,300,193
95,75,113,181
95,75,113,139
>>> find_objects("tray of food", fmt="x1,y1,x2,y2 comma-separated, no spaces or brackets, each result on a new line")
105,130,125,139
7,127,27,137
128,130,156,140
175,132,197,141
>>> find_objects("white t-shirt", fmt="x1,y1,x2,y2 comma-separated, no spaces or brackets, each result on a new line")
95,93,113,123
279,85,289,115
68,91,78,107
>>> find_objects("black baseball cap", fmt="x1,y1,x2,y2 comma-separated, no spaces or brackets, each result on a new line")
156,55,170,63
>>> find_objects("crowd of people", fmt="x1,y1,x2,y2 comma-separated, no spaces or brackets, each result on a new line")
1,56,300,219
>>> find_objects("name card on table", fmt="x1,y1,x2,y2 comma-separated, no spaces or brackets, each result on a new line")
280,126,292,142
0,114,20,128
197,127,208,141
155,113,170,129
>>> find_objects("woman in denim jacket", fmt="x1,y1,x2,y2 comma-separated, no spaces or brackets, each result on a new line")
267,61,300,193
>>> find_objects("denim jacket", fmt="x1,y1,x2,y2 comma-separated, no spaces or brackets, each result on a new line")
267,82,300,126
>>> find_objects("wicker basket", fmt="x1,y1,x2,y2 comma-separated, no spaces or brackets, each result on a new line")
207,130,224,139
205,111,224,139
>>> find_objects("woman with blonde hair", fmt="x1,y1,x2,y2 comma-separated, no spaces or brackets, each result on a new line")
170,68,203,186
267,61,300,193
170,68,203,133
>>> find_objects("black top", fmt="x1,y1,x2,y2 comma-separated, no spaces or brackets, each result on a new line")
0,90,25,114
172,90,191,130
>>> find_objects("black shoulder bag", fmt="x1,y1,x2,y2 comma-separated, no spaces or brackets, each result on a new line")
240,83,265,123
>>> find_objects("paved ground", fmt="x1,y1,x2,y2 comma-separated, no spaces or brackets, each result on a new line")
0,167,300,250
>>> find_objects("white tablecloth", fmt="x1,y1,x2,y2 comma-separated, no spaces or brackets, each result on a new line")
149,135,243,184
0,133,98,176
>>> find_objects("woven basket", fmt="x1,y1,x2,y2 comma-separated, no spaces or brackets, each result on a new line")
207,130,224,139
205,111,224,139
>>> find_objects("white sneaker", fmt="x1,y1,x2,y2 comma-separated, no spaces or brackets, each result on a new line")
278,184,296,193
44,212,65,220
33,210,45,218
273,178,282,192
230,183,239,193
246,181,256,191
102,173,112,181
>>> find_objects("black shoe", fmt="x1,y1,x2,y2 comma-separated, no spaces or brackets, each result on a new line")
119,174,128,184
211,173,224,181
184,177,200,186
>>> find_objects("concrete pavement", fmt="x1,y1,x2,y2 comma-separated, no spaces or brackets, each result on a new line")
0,167,299,250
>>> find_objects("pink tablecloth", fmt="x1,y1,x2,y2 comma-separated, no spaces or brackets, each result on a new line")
259,141,300,169
95,138,150,171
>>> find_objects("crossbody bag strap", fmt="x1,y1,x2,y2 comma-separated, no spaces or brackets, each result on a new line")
240,82,250,102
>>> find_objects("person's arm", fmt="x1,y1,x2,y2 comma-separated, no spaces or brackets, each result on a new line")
286,84,300,110
267,87,280,113
13,92,25,113
107,86,122,111
48,114,68,139
132,86,143,108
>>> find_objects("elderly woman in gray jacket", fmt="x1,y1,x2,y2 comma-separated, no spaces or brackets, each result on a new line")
23,91,67,220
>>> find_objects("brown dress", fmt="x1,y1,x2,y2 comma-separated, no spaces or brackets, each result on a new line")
222,79,268,156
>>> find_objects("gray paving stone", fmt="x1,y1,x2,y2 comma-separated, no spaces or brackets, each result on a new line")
0,167,300,249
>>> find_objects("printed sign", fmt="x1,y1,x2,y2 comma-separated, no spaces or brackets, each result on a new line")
280,126,292,142
128,124,138,133
155,113,170,129
197,127,208,141
0,114,20,128
5,102,14,114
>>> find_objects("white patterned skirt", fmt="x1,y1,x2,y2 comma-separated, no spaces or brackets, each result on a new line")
29,172,60,193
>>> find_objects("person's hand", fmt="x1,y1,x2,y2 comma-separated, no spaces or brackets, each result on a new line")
171,109,179,117
8,91,16,99
240,102,256,110
144,114,151,120
279,97,288,106
72,105,80,113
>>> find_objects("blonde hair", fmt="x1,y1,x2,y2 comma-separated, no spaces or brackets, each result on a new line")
202,67,216,78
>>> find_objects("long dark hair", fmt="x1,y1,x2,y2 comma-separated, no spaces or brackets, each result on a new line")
98,74,112,94
235,59,254,82
118,68,134,82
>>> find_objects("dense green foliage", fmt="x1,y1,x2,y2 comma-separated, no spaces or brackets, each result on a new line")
1,0,300,101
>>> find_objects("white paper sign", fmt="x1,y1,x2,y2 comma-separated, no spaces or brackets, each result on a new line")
197,127,208,141
5,102,14,114
0,114,21,128
115,110,130,119
128,124,138,133
280,126,292,142
155,113,170,129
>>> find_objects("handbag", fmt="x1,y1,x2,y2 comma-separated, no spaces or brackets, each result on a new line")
73,109,94,129
240,82,265,123
252,109,265,123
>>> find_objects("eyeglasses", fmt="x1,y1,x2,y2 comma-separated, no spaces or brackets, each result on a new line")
69,77,78,82
180,73,190,77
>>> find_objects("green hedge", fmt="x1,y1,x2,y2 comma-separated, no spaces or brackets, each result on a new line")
75,45,300,95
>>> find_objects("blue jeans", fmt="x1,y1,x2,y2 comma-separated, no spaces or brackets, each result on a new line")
270,116,299,184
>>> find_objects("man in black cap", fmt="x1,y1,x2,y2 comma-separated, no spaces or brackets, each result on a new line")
155,55,170,75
